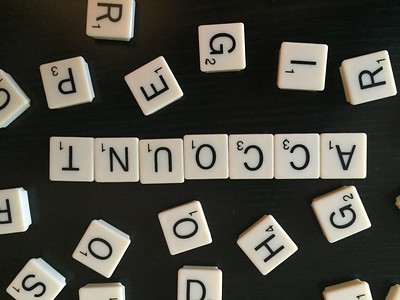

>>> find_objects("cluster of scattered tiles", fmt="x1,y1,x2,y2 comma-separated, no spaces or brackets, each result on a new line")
49,133,367,183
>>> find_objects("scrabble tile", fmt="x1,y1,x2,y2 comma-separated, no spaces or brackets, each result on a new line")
340,50,397,105
386,284,400,300
237,215,298,276
139,138,184,184
49,137,94,182
311,186,371,243
95,137,139,182
198,22,246,73
158,200,212,255
0,187,31,235
72,219,131,278
274,133,320,179
396,196,400,209
0,70,30,128
79,282,125,300
86,0,135,41
7,258,66,300
124,56,183,116
40,56,95,109
320,133,367,179
229,134,274,179
323,279,373,300
177,266,222,300
184,134,228,179
277,42,328,91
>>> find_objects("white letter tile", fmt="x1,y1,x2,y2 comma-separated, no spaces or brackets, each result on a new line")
340,50,397,105
229,134,274,179
177,266,222,300
311,186,371,243
198,22,246,73
274,133,320,179
49,137,94,182
95,137,139,182
72,219,131,278
86,0,135,41
323,279,373,300
0,187,31,235
0,70,30,128
320,133,367,179
277,42,328,91
124,56,183,116
79,282,125,300
7,258,66,300
386,284,400,300
139,138,184,184
396,196,400,210
158,200,212,255
237,215,298,276
40,56,95,109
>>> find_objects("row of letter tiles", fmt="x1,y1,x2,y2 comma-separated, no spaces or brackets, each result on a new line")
323,279,373,300
49,133,367,183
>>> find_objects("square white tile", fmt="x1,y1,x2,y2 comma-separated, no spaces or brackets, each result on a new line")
49,137,94,182
124,56,183,116
320,133,367,179
274,133,320,179
340,50,397,105
198,22,246,73
139,138,184,184
237,215,298,276
323,279,373,300
158,200,212,255
0,70,30,128
79,282,125,300
86,0,135,41
277,42,328,91
311,186,371,243
0,187,31,235
386,284,400,300
95,137,139,182
229,134,274,179
40,56,95,109
7,258,66,300
177,266,222,300
72,219,131,278
184,134,229,179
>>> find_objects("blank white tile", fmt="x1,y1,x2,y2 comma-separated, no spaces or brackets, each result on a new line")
79,282,125,300
323,279,373,300
86,0,135,41
72,219,131,278
158,200,212,255
139,138,184,184
386,284,400,300
312,186,371,243
49,137,94,182
124,56,183,116
7,258,66,300
340,50,397,105
320,133,367,179
178,266,222,300
184,134,228,179
40,56,95,109
0,187,31,235
274,134,320,179
198,22,246,73
95,137,139,182
0,70,30,128
277,42,328,91
229,134,274,179
237,215,298,276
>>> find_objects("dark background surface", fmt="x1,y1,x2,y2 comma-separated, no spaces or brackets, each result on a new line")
0,1,400,299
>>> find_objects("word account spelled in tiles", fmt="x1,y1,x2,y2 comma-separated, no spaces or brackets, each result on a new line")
323,279,373,300
86,0,136,41
386,284,400,300
72,219,131,278
40,56,95,109
0,70,30,128
177,266,222,300
7,258,66,300
311,186,371,243
79,282,126,300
